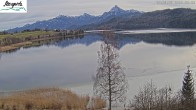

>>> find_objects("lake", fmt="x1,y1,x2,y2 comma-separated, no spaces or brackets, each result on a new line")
1,31,196,100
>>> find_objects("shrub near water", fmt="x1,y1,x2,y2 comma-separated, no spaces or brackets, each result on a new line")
0,88,105,110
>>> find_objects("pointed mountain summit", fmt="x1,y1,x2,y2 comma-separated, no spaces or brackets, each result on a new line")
109,5,124,12
101,5,140,19
81,13,95,18
109,5,140,13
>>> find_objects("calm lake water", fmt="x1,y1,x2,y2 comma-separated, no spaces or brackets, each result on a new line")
1,31,196,99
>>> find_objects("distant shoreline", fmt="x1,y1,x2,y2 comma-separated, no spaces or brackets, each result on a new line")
0,30,84,52
1,28,196,52
86,28,196,34
115,28,196,34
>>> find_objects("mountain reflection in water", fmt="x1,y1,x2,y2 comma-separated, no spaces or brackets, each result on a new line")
0,32,196,91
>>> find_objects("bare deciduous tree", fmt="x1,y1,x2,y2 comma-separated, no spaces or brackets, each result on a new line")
93,35,128,110
0,53,2,60
130,81,179,110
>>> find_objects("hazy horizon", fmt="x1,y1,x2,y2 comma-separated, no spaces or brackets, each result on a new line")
1,0,196,31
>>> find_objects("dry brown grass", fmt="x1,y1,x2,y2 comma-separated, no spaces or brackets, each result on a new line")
0,88,106,110
91,97,106,110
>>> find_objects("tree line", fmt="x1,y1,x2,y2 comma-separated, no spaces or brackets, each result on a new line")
130,66,194,110
93,32,195,110
0,29,84,46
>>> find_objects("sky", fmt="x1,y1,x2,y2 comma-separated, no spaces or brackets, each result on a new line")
0,0,196,31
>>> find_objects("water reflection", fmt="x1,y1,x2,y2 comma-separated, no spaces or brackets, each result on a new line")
118,32,196,47
1,32,196,54
49,32,196,50
55,34,101,48
0,32,196,91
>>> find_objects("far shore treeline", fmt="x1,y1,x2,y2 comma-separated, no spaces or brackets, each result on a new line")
0,29,84,52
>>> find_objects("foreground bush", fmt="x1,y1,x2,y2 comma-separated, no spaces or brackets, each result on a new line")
0,88,105,110
129,82,196,110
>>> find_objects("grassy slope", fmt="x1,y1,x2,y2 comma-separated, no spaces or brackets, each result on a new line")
0,31,58,40
0,31,60,52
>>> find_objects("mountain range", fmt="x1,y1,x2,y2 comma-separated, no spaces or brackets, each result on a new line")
8,6,196,32
8,5,141,32
94,8,196,29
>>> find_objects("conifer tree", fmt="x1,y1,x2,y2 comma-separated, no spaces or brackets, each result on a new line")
182,65,194,110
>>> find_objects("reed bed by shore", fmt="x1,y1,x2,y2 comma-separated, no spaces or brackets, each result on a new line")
0,88,106,110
